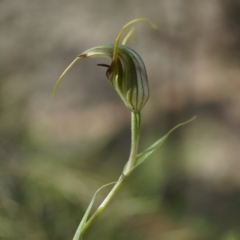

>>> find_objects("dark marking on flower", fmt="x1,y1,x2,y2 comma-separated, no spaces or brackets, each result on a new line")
97,63,110,68
78,54,87,58
106,65,113,80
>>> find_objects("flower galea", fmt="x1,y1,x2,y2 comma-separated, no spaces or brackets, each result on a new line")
53,18,158,112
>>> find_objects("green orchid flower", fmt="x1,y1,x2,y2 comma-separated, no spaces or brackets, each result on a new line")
53,18,158,112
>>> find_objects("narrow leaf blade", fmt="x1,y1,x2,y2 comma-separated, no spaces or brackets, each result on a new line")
131,116,196,172
73,182,115,240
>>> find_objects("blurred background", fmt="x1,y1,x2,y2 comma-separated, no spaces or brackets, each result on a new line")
1,0,240,239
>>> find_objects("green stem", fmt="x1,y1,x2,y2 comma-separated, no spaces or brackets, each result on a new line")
124,112,141,174
78,111,141,239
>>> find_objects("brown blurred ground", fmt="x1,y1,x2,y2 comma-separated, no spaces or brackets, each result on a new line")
0,0,240,240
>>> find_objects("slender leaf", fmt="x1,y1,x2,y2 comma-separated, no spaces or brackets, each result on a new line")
131,116,196,172
73,182,115,240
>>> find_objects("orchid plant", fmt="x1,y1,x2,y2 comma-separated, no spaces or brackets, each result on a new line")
53,18,195,240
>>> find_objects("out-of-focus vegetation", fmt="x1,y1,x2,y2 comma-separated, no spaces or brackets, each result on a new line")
1,1,240,239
